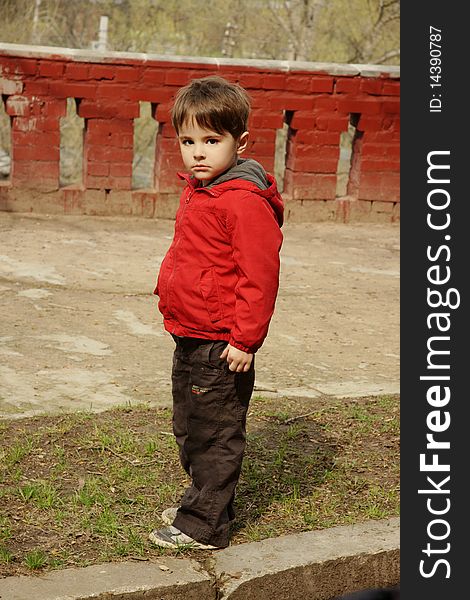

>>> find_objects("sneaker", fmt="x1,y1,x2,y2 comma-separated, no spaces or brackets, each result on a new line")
161,506,179,525
148,525,221,550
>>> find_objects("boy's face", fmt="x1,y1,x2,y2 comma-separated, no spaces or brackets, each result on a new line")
177,119,248,184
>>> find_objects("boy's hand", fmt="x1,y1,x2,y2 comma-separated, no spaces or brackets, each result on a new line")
220,344,253,372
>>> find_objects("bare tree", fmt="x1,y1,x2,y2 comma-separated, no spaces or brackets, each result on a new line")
338,0,400,64
267,0,325,61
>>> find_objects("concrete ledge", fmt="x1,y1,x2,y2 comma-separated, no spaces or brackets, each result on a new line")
213,518,400,599
0,42,400,78
0,558,214,600
0,519,399,600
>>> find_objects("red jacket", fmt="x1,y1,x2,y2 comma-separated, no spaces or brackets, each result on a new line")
154,161,284,353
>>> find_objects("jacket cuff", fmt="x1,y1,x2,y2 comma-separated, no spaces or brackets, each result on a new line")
229,337,257,354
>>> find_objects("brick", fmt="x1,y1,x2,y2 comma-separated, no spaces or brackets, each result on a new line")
157,137,179,152
128,87,175,103
89,65,116,80
284,199,338,222
290,144,339,160
65,63,90,80
335,78,360,94
13,144,59,161
362,142,389,157
85,174,110,189
23,80,49,95
155,103,172,123
105,190,133,214
293,130,341,145
109,175,132,190
383,81,400,96
115,66,142,82
48,81,96,99
359,185,400,203
13,116,59,132
87,119,134,134
289,112,316,130
12,160,59,184
310,77,334,93
15,131,60,147
313,96,338,111
283,170,337,199
249,129,277,143
268,94,315,111
78,100,139,119
357,116,383,132
86,146,133,162
315,114,349,131
110,162,133,177
165,70,192,86
360,172,399,188
87,162,110,176
262,74,287,90
238,72,264,89
86,131,111,146
155,193,181,218
38,61,65,77
247,155,274,172
109,132,133,148
246,141,275,156
6,95,30,117
360,79,384,95
27,98,47,117
3,58,38,75
337,97,383,114
62,188,105,215
382,99,400,114
361,158,400,172
249,112,284,129
131,190,157,217
160,122,177,137
286,154,338,172
43,99,67,117
285,76,312,92
382,115,400,131
141,69,166,84
97,83,131,100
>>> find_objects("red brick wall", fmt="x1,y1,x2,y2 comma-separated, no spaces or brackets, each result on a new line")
0,44,399,222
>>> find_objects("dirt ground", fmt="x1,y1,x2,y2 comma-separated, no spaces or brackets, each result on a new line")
0,212,399,419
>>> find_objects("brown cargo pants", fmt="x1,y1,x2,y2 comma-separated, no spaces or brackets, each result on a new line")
170,336,255,548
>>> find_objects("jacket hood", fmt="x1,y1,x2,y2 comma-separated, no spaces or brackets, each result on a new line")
207,158,270,190
178,158,284,227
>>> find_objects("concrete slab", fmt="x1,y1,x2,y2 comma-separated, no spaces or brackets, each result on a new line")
0,213,399,419
0,558,214,600
213,518,400,599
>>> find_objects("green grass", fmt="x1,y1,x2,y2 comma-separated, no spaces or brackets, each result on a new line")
23,550,48,570
0,395,399,577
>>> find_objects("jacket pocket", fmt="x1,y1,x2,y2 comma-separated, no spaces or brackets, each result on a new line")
199,268,224,323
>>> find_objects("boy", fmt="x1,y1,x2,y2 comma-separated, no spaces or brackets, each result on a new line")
149,75,283,550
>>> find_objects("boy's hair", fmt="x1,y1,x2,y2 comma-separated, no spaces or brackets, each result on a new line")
171,76,251,139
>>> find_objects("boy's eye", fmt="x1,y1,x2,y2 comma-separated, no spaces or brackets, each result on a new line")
181,139,193,146
207,139,219,145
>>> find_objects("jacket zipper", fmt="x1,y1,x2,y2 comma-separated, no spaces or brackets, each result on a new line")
167,186,194,332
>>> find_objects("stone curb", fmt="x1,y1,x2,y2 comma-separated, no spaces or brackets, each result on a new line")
0,518,399,600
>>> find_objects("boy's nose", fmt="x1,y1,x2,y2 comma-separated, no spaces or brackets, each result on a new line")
193,145,206,160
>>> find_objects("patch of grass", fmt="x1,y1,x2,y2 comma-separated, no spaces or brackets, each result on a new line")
17,481,62,509
0,545,13,564
0,395,399,577
24,549,48,570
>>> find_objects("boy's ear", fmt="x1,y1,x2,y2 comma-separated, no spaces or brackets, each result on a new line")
236,131,249,155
